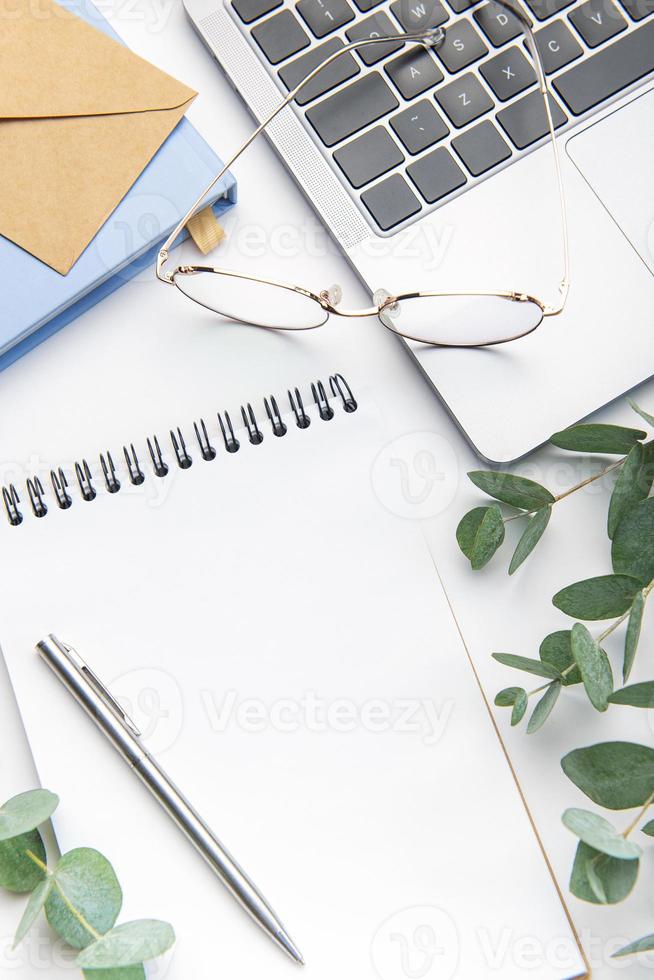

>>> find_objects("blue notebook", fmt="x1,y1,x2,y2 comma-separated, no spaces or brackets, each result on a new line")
0,0,236,373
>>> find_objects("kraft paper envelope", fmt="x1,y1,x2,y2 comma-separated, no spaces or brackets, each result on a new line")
0,0,197,275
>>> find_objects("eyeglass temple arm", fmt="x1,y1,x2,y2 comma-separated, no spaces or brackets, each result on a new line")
156,29,444,282
505,0,570,312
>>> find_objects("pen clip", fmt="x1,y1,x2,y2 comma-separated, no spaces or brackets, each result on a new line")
61,641,142,739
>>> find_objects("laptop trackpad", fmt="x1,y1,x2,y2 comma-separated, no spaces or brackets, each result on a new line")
566,88,654,276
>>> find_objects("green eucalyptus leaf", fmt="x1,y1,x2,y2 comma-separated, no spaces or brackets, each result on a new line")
640,819,654,836
83,968,146,980
467,471,554,510
628,398,654,428
492,652,562,679
613,934,654,958
0,790,59,841
527,681,561,733
539,630,581,686
623,590,646,683
550,423,646,454
511,689,528,726
570,623,613,711
612,498,654,586
570,841,639,905
77,920,175,970
553,574,641,620
456,507,486,559
494,687,525,707
562,808,641,859
14,877,53,947
509,506,551,575
45,848,122,950
608,443,654,539
585,859,608,904
608,681,654,708
456,505,505,570
562,741,654,809
0,829,46,893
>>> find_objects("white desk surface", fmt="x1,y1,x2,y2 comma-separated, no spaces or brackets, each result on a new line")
2,4,654,977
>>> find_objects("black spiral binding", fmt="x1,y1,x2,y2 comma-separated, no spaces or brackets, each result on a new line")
2,374,356,525
217,411,239,453
27,477,48,518
75,460,96,502
241,404,263,445
194,420,216,461
288,387,310,429
100,452,121,494
51,468,72,509
311,380,335,421
124,445,145,485
3,485,22,526
264,396,287,437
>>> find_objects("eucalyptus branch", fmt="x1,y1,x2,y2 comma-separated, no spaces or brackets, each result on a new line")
457,409,653,573
622,791,654,839
597,610,631,644
553,457,626,504
0,788,175,976
461,400,654,924
503,457,627,525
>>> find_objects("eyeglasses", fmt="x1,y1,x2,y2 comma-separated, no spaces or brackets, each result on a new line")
157,3,569,348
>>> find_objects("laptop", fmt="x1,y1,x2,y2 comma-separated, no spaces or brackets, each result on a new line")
183,0,654,461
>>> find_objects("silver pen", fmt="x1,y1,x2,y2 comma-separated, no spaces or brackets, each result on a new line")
36,634,304,966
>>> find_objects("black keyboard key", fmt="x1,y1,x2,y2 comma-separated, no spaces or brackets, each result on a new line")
497,89,567,147
279,38,360,105
435,19,488,72
474,2,524,45
252,10,310,63
390,99,449,152
385,49,444,98
346,13,404,64
618,0,653,20
233,0,282,23
435,72,493,126
296,0,355,36
306,72,399,145
553,19,654,113
391,0,449,29
480,46,536,100
569,0,627,45
531,20,583,73
451,119,511,174
406,146,467,202
333,126,404,186
447,0,475,12
525,0,573,19
361,173,421,228
354,0,385,9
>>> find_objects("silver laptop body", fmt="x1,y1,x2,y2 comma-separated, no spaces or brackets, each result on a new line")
184,0,654,460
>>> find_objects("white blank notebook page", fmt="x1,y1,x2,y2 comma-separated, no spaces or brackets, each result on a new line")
0,396,585,980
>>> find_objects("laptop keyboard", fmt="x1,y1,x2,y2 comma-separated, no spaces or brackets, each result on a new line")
230,0,654,233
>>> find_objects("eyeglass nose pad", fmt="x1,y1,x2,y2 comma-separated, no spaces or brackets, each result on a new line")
374,288,400,317
321,284,342,307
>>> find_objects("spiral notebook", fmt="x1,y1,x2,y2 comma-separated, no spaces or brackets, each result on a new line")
0,374,586,980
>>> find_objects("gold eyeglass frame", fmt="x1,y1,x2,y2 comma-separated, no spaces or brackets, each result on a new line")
156,0,570,347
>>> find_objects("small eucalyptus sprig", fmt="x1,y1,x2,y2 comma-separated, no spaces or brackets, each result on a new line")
454,397,654,961
456,399,654,574
0,788,175,977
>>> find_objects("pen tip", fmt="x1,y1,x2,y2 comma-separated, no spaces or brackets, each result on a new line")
277,929,305,965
